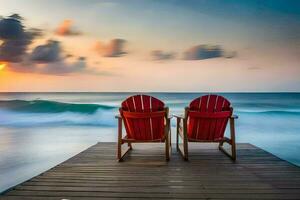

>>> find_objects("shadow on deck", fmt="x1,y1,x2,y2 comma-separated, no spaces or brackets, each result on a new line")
1,142,300,199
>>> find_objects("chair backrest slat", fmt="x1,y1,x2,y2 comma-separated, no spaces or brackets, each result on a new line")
188,94,232,141
121,95,165,140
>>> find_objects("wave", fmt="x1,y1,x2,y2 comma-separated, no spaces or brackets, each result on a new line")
0,109,117,127
1,99,300,128
236,110,300,115
0,100,115,114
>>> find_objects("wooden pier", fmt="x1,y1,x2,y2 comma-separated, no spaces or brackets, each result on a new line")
1,142,300,199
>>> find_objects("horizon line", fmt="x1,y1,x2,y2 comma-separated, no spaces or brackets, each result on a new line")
1,91,300,94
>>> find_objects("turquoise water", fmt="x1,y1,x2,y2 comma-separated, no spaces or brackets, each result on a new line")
0,92,300,192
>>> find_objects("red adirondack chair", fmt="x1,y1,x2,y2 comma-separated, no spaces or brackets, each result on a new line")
174,94,238,160
116,94,171,161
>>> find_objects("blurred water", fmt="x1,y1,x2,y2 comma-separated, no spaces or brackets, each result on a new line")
0,92,300,192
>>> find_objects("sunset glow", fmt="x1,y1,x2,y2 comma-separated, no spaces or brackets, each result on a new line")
0,0,299,92
0,63,6,71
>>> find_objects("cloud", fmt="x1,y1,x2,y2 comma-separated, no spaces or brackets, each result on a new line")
44,57,114,76
55,19,81,36
151,50,176,60
183,45,222,60
6,39,105,75
6,61,37,73
30,40,62,63
7,14,23,21
28,41,96,75
9,55,100,76
183,44,236,60
94,39,127,57
28,41,89,74
40,56,88,75
0,14,108,76
0,14,42,62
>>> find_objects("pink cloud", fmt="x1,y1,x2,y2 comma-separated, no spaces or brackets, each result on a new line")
55,19,81,36
94,39,127,57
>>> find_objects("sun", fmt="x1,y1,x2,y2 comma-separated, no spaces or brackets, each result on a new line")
0,62,6,71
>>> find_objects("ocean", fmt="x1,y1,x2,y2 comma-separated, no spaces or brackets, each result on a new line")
0,92,300,192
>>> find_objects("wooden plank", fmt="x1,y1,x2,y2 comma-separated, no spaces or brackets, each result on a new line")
1,142,300,199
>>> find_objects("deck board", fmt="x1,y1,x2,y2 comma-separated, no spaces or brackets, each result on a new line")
1,142,300,199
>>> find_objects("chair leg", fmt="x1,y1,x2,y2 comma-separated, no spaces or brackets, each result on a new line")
183,117,189,161
128,143,133,150
118,142,132,162
218,117,237,161
178,143,188,161
231,141,236,160
219,139,236,161
176,118,180,152
183,137,189,161
177,119,189,161
117,139,122,161
176,133,179,152
230,117,236,160
169,130,172,154
165,134,170,161
117,117,124,161
177,134,188,161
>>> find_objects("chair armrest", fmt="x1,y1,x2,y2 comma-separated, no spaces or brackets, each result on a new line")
167,115,173,120
115,114,122,119
173,114,185,120
231,114,238,119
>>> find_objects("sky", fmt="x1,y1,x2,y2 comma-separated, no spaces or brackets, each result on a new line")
0,0,299,92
